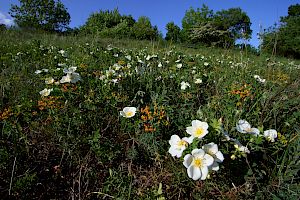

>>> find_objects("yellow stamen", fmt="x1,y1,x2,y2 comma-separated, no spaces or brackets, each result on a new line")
126,111,133,117
193,158,203,167
177,140,187,147
195,128,204,137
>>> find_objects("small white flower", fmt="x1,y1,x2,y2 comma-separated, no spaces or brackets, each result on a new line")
42,69,49,73
63,66,77,74
35,70,42,74
155,76,162,81
58,63,66,67
168,135,193,158
158,62,162,68
60,74,71,83
45,77,55,84
180,81,190,90
263,129,277,142
204,62,209,66
176,63,183,69
58,50,67,57
60,72,81,83
107,45,113,51
120,107,137,118
137,59,144,64
106,69,116,76
58,50,65,54
69,72,81,83
186,120,209,140
236,120,260,136
183,149,214,180
259,78,266,83
194,78,202,84
125,55,131,60
39,88,53,97
202,143,224,171
99,75,106,80
254,75,266,83
111,79,118,84
146,55,151,60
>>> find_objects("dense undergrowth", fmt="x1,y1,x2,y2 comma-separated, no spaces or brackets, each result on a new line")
0,30,299,199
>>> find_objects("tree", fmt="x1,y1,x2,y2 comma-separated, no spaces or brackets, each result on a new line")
214,8,252,41
165,22,181,42
0,24,7,32
182,4,214,30
181,5,252,47
132,16,159,40
121,15,136,27
181,4,214,42
9,0,70,32
285,4,300,17
261,4,300,58
190,22,232,47
80,9,136,36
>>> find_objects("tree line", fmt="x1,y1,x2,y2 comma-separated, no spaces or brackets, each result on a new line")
2,0,300,58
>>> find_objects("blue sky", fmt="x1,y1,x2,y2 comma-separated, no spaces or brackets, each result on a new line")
1,0,299,47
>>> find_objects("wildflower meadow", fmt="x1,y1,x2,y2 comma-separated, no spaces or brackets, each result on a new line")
0,31,300,199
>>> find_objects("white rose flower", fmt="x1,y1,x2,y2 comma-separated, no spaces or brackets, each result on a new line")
263,129,277,142
202,142,224,171
186,120,209,140
183,149,214,180
39,88,53,97
180,81,190,90
120,107,137,118
168,135,193,158
236,120,260,136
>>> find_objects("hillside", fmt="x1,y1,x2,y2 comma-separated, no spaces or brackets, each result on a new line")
1,30,299,199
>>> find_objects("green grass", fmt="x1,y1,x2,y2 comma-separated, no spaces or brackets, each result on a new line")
0,30,299,199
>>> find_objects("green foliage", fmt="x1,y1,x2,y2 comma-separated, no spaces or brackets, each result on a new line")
13,172,37,194
286,3,300,17
0,30,299,199
181,4,252,47
165,22,181,42
181,4,214,43
99,21,132,38
0,24,6,32
80,9,159,41
81,9,126,34
9,0,70,32
261,4,300,58
189,21,232,47
214,8,252,40
132,16,160,40
182,4,214,31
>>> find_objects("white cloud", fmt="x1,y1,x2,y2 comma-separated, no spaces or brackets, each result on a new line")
0,11,14,26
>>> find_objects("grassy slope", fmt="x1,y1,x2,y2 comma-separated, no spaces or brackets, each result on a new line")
0,30,299,199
